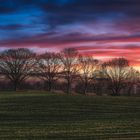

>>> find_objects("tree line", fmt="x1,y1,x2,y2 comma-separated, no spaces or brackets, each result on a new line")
0,48,139,96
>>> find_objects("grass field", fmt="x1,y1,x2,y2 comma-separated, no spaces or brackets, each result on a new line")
0,92,139,139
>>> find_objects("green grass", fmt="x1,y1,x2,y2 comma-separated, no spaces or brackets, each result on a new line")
0,92,139,139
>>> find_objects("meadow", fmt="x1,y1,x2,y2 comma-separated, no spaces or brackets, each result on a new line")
0,92,139,139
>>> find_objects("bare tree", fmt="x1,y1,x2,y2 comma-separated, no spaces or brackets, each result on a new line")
0,48,36,91
102,58,130,96
37,52,61,91
79,56,99,94
60,48,79,94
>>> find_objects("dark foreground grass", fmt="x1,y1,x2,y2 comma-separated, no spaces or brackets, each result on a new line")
0,92,139,139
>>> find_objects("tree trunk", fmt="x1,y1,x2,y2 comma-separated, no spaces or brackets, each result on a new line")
48,80,52,92
83,80,88,94
14,81,18,91
113,88,120,96
67,78,71,94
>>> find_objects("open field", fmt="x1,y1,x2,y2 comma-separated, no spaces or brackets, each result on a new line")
0,92,139,139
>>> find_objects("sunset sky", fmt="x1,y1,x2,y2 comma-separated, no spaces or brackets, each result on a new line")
0,0,140,67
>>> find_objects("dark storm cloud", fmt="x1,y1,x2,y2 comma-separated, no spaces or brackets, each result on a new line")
1,0,140,24
36,0,140,26
0,0,140,37
0,1,139,46
0,0,140,66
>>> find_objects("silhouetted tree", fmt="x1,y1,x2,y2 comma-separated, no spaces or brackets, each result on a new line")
38,52,61,91
79,56,99,94
0,48,36,91
60,48,79,94
102,58,130,96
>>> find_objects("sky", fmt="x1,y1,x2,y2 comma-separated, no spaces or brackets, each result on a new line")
0,0,140,67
